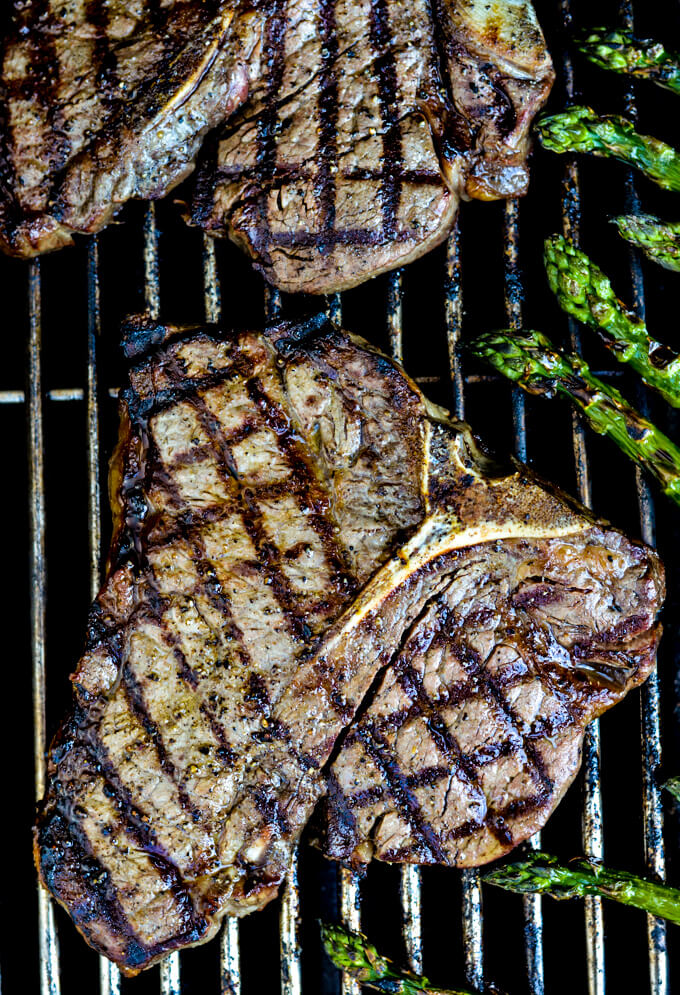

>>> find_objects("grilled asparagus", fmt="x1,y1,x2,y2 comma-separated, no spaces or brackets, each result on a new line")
614,214,680,272
320,923,491,995
536,107,680,191
485,851,680,925
544,234,680,406
469,328,680,507
577,27,680,95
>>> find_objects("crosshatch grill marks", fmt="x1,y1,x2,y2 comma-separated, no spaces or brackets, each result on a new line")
152,345,356,645
354,723,448,863
368,0,402,237
333,570,577,860
128,433,253,787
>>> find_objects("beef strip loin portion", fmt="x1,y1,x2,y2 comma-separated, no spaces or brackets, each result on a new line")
188,0,554,293
35,317,663,973
0,0,262,257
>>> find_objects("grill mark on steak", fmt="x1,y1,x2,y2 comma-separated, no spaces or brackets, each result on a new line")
85,0,120,114
187,390,314,644
316,0,340,245
369,0,402,238
20,0,72,208
122,666,205,825
86,736,201,924
243,373,357,597
40,808,150,969
354,722,448,863
257,0,288,180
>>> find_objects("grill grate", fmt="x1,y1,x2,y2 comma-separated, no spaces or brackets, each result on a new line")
6,0,677,992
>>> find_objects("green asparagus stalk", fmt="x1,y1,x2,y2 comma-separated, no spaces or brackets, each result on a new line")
321,923,497,995
485,851,680,925
535,106,680,191
544,234,680,407
577,27,680,95
663,777,680,804
614,213,680,272
469,328,680,508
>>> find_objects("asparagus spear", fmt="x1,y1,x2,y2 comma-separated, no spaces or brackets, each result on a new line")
577,27,680,95
469,328,680,508
535,106,680,191
544,234,680,407
320,923,499,995
614,213,680,272
485,851,680,925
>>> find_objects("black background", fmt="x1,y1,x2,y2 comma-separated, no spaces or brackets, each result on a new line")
2,0,680,992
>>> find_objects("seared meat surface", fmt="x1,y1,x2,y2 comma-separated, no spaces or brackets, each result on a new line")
189,0,554,293
35,317,662,973
0,0,261,257
322,518,661,868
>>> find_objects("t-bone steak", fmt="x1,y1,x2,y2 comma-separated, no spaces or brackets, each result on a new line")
35,315,663,973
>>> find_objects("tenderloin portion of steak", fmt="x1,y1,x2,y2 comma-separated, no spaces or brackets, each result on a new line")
35,317,663,974
322,507,661,869
189,0,554,293
0,0,262,257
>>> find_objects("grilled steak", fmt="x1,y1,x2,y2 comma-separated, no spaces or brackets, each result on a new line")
188,0,554,293
0,0,262,257
35,316,663,973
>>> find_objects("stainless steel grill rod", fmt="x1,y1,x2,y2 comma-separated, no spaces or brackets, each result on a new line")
260,282,304,995
386,267,425,977
87,237,122,995
202,235,243,995
28,259,62,995
142,204,183,995
617,6,669,989
503,199,545,995
556,8,606,994
324,289,364,995
444,217,484,993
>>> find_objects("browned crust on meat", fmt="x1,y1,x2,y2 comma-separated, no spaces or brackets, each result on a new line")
0,1,262,257
188,0,554,293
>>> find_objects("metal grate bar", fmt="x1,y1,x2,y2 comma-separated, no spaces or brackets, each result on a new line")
559,7,605,992
617,5,668,991
339,867,361,995
324,290,363,995
260,281,303,995
386,266,424,976
319,289,363,995
444,217,484,992
28,258,62,995
202,234,243,995
387,269,404,366
503,199,545,995
87,238,121,995
142,204,182,994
